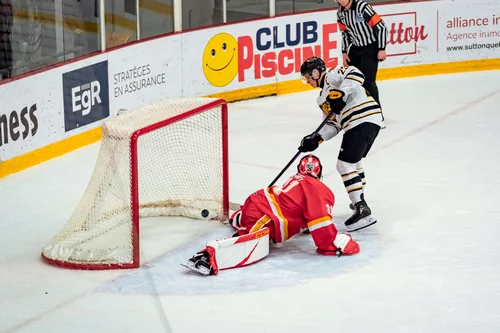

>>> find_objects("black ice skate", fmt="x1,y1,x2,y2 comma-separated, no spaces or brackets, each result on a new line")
181,251,215,276
345,200,377,232
349,193,370,212
349,193,366,211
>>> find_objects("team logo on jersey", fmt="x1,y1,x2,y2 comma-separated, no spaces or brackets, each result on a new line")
321,101,331,114
355,13,364,22
329,90,344,99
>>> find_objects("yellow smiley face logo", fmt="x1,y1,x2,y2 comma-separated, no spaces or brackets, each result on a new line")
203,33,238,87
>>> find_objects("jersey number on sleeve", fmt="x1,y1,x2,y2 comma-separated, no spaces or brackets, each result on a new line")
337,66,347,75
326,203,333,216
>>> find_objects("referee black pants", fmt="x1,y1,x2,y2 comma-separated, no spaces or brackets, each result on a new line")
347,42,381,108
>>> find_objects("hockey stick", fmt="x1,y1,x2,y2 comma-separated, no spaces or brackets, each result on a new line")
268,108,337,187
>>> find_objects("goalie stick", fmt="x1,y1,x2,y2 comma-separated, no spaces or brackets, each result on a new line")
268,108,337,187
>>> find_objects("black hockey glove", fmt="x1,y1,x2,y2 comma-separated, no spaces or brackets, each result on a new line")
298,134,324,152
327,89,346,114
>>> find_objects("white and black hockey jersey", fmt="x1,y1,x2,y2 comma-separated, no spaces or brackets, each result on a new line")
317,65,384,141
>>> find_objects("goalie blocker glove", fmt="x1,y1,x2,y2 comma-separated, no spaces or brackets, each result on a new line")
299,134,324,152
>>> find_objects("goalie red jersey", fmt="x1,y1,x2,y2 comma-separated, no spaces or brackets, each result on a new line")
183,155,359,276
231,155,359,256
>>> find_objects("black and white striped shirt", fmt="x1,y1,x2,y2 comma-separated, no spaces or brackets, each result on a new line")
337,0,388,53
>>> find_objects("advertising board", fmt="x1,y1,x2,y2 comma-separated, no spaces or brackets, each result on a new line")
107,36,184,114
1,0,499,176
437,3,500,61
0,55,107,162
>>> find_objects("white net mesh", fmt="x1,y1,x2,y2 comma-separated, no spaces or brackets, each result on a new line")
42,98,227,268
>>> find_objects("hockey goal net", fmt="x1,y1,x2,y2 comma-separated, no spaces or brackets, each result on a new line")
41,98,229,269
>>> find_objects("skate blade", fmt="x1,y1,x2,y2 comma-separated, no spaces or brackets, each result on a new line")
346,216,377,232
180,262,212,276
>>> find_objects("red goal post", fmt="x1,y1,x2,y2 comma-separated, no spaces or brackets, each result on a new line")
41,98,229,270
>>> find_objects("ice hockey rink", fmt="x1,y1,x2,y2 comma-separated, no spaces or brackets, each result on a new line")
2,70,500,333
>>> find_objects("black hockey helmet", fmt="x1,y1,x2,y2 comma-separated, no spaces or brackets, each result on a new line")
298,154,323,180
300,57,326,79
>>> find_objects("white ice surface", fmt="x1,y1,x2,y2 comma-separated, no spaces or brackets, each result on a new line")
1,71,500,333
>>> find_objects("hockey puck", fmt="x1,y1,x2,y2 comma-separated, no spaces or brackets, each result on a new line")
201,209,209,218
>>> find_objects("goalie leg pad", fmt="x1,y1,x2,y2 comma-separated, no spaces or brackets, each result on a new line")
182,228,270,276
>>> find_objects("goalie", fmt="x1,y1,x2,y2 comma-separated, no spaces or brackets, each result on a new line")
182,155,360,276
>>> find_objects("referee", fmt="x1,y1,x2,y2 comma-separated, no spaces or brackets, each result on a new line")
336,0,388,108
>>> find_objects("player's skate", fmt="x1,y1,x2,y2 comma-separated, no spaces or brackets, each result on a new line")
349,193,365,211
181,251,214,276
345,200,377,232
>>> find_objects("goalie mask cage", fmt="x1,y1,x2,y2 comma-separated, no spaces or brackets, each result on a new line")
41,98,229,270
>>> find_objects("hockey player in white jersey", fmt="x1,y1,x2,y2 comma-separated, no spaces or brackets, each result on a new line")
298,56,384,232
